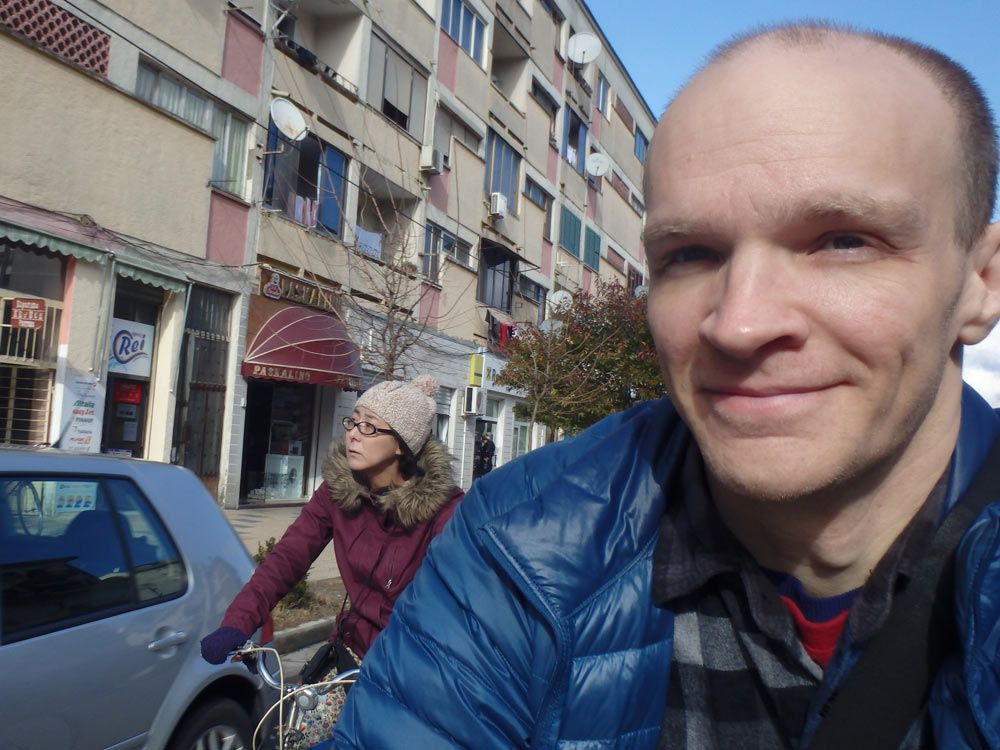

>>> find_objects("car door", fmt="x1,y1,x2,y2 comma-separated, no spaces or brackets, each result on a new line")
0,476,191,750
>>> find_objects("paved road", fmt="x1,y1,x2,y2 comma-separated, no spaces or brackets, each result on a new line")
223,505,340,581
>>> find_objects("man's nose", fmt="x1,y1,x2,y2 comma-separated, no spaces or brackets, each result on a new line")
697,245,809,358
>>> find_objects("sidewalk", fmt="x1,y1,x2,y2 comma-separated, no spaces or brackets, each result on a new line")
224,504,340,656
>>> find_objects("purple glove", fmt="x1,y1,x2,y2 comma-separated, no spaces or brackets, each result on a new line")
200,626,248,665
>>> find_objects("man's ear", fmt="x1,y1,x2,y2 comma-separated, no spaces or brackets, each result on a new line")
958,221,1000,346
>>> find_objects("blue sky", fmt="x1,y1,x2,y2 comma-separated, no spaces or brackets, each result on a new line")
584,0,1000,405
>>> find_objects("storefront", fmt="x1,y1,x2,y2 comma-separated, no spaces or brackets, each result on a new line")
239,269,361,503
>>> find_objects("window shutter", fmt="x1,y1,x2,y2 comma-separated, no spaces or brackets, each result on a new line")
318,146,345,235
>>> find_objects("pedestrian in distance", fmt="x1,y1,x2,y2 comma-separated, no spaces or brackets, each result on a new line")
334,24,1000,750
200,374,463,747
475,432,496,478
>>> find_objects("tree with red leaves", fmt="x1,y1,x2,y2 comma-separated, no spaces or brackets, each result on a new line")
495,279,664,434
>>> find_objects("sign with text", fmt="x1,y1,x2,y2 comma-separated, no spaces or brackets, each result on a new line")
59,375,104,453
108,318,154,377
10,298,46,329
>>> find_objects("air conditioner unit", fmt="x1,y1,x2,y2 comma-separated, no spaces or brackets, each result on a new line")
420,148,445,175
489,192,508,219
463,385,484,415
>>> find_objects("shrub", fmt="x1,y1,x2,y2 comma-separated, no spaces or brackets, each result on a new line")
254,537,313,610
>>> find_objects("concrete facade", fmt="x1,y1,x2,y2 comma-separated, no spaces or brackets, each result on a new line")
0,0,654,505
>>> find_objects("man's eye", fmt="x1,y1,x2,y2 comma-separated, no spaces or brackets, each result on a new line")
664,245,720,266
820,234,868,250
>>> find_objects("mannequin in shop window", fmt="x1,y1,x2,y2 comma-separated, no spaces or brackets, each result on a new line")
200,375,463,747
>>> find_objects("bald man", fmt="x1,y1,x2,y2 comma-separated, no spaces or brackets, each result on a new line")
335,25,1000,750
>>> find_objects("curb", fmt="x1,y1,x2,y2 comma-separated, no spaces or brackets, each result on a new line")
274,616,337,654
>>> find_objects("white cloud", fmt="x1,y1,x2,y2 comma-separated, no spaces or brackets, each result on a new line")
965,326,1000,407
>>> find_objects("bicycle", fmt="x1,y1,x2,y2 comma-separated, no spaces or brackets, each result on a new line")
233,641,360,750
6,478,43,536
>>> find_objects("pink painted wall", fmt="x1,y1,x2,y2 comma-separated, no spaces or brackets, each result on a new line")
438,30,459,93
427,169,450,213
59,256,76,346
582,266,593,293
420,282,442,328
541,238,553,277
206,191,250,266
553,52,564,91
547,145,559,184
222,12,264,97
591,107,602,139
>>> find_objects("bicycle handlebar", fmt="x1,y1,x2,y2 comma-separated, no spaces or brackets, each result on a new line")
233,641,360,692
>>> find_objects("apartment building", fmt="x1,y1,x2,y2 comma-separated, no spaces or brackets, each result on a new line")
0,0,653,505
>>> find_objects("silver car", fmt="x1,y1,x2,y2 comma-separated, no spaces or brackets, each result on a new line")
0,449,264,750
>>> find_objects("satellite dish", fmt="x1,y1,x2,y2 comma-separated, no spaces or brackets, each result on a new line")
549,289,573,311
567,32,602,65
633,285,648,298
585,152,611,178
538,319,564,334
269,97,308,142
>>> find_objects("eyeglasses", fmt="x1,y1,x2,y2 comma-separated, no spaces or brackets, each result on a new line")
343,416,396,437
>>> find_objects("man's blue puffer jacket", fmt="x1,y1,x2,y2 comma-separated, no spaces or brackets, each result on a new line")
334,385,1000,749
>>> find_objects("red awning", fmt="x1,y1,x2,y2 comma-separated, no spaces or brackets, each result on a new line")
242,296,361,387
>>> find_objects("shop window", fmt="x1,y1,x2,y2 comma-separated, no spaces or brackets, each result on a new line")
485,397,501,419
441,0,484,64
563,109,587,173
136,63,249,198
241,381,314,502
0,367,52,446
368,33,427,140
264,125,347,236
0,242,65,301
478,243,518,313
484,130,521,210
512,422,531,459
172,287,232,497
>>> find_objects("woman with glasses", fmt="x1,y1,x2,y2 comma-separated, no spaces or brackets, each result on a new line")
200,375,463,746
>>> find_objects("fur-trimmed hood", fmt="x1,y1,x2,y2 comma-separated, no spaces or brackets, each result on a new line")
323,437,459,528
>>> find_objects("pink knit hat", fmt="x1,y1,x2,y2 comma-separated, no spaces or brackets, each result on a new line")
355,375,439,453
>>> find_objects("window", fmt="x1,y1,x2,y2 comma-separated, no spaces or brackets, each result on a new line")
423,223,474,282
136,63,249,197
530,79,559,141
635,128,649,163
433,107,481,162
559,206,581,257
1,477,186,642
442,0,485,63
485,398,501,419
512,422,531,459
595,72,610,116
517,275,547,324
629,192,645,217
368,34,427,139
478,243,518,312
627,264,644,296
584,227,600,271
484,131,521,210
264,124,347,236
563,109,587,173
606,245,626,273
523,178,554,239
172,287,231,492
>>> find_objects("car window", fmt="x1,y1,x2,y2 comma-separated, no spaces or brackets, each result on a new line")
0,477,187,644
